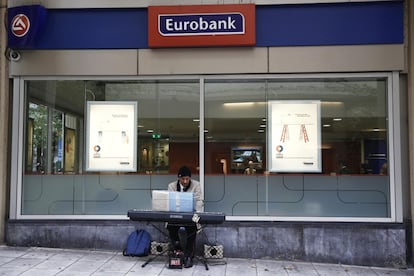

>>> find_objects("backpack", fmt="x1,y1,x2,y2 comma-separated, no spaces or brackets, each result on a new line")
123,229,151,257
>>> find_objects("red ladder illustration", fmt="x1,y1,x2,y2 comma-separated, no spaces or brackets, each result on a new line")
300,124,309,143
280,124,288,142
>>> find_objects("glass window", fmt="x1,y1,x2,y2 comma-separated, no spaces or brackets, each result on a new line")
20,76,391,219
23,80,200,215
204,77,390,218
204,80,267,175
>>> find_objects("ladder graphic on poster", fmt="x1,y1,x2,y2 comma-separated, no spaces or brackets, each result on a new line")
280,124,289,142
300,124,309,143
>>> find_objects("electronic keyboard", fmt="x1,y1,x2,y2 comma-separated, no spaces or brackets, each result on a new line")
127,209,225,224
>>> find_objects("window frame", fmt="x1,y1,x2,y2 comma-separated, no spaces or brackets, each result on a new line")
9,72,402,222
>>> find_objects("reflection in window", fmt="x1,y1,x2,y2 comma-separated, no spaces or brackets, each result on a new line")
203,77,390,218
23,80,200,215
204,78,388,175
20,77,392,218
27,103,48,174
26,103,65,174
204,80,267,175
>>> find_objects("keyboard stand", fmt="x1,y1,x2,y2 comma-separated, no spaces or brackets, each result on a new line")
194,254,209,270
141,222,213,270
141,243,171,268
197,229,227,269
141,222,171,268
126,210,226,270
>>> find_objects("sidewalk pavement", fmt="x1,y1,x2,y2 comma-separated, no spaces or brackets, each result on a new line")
0,245,411,276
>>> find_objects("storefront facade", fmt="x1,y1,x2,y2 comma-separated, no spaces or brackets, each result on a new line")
5,0,411,267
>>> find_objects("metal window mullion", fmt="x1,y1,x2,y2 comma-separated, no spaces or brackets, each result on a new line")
11,78,24,219
199,78,205,210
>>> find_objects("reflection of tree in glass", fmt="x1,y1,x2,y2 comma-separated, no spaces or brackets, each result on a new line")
28,103,64,173
52,110,64,173
28,103,48,173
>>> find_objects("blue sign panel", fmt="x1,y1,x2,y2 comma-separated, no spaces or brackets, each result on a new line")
7,1,403,49
255,2,403,46
7,5,47,49
158,13,245,36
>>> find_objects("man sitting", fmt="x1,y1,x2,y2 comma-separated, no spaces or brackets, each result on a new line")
166,166,203,268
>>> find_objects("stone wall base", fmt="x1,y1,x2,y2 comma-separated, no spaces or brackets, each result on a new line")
5,220,408,268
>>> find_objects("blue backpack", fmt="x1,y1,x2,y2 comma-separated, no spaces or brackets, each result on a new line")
123,229,151,257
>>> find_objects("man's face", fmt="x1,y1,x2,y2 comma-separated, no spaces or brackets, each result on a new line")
179,176,191,187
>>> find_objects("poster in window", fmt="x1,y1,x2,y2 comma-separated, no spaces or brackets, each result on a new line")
86,101,137,172
268,100,321,172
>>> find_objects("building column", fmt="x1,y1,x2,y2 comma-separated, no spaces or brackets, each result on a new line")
408,0,414,266
0,0,9,243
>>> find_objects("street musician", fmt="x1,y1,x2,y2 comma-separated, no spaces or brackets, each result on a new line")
166,166,203,268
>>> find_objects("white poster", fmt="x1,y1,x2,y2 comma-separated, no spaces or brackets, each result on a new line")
86,101,137,172
268,100,321,172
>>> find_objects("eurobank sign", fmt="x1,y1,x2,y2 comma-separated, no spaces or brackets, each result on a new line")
148,4,256,48
160,13,244,36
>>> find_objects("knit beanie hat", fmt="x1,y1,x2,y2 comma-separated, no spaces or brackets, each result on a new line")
178,166,191,177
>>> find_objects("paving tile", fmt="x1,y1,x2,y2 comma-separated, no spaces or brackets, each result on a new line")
0,267,29,276
79,251,116,262
159,267,193,276
341,264,378,276
56,271,93,276
47,251,86,262
312,263,352,276
281,261,318,276
255,259,287,276
371,267,409,276
0,246,30,258
20,268,63,276
0,256,15,266
128,260,168,275
225,258,258,275
64,260,106,273
32,258,76,270
195,260,226,276
127,272,162,276
22,247,63,259
96,258,137,273
92,272,126,276
194,265,226,276
0,257,45,269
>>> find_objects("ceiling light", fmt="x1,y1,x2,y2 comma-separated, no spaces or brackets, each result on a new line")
321,101,344,106
361,128,386,132
323,124,331,127
146,129,154,133
223,102,255,107
333,118,342,121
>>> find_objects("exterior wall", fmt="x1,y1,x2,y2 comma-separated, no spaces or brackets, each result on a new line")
0,0,9,244
8,45,405,76
4,0,412,268
407,0,414,266
5,220,408,268
6,0,403,9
